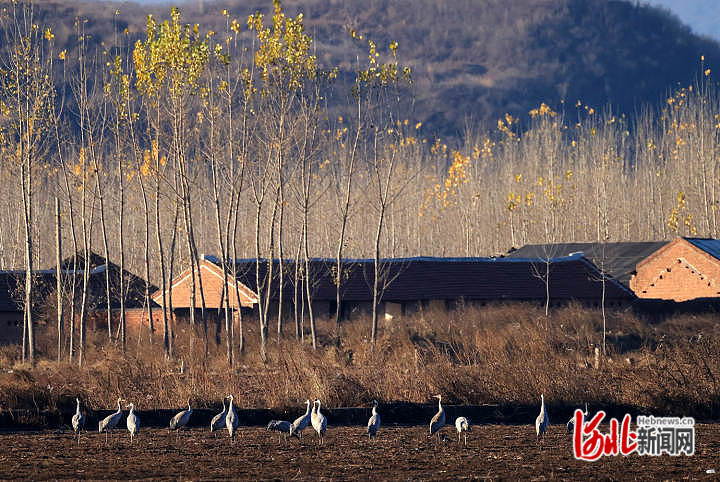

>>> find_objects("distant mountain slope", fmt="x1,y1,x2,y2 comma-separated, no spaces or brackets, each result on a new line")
645,0,720,42
287,0,720,136
11,0,720,138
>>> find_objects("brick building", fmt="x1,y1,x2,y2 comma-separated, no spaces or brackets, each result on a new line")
505,241,668,289
630,237,720,301
0,271,55,345
228,253,635,320
59,251,160,333
151,256,258,326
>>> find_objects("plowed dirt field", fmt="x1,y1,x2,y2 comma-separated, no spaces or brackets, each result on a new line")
0,424,717,480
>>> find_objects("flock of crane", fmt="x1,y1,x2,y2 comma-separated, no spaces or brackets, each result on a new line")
69,393,586,447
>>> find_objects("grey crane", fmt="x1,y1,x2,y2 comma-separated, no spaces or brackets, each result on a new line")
226,394,238,442
311,399,327,445
169,398,193,439
429,395,446,441
567,403,588,434
126,403,139,443
289,399,311,441
71,397,85,443
267,420,293,443
455,416,471,446
98,398,123,444
536,394,549,442
367,400,381,439
210,397,228,434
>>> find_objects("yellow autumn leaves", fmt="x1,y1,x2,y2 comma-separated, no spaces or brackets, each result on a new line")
248,0,318,91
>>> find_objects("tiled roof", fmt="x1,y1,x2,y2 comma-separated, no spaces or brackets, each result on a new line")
504,241,668,286
0,271,56,312
684,238,720,261
209,254,634,303
57,252,156,309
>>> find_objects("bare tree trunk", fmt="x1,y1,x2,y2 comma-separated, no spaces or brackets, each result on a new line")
89,156,113,344
231,214,243,354
188,212,208,356
117,152,126,353
77,176,97,367
168,194,180,350
303,204,316,349
21,158,34,365
55,197,63,362
334,126,360,328
276,181,285,341
294,238,302,341
260,189,280,361
211,143,232,365
253,177,269,360
156,156,170,358
65,178,78,362
371,205,384,345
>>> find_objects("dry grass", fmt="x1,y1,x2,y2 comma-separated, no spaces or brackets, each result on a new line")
1,303,720,419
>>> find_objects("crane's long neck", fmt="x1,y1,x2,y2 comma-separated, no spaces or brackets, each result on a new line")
117,399,122,413
75,399,81,414
188,400,192,412
222,399,226,411
438,397,443,412
305,401,311,416
372,405,377,416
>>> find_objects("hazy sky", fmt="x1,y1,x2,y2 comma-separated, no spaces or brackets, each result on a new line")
645,0,720,41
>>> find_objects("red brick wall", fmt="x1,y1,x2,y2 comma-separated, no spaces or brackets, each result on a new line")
630,238,720,301
84,308,168,332
155,261,255,309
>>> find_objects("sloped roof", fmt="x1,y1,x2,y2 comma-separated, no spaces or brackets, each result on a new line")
151,257,257,308
59,251,155,309
214,254,634,303
504,241,668,286
0,271,56,312
684,238,720,261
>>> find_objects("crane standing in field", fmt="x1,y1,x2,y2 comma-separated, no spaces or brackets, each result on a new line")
169,398,193,439
126,403,139,443
536,394,549,443
210,397,228,434
311,399,327,445
266,420,293,443
289,399,311,441
566,403,588,434
226,394,238,443
455,416,471,447
429,395,446,442
98,398,123,445
367,400,381,440
71,397,85,443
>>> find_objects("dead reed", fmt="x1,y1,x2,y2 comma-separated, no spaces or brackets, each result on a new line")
1,303,719,418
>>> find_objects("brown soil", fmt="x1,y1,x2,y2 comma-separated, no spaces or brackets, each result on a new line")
0,424,717,480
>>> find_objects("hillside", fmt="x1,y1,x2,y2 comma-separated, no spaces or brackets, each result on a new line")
17,0,720,138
